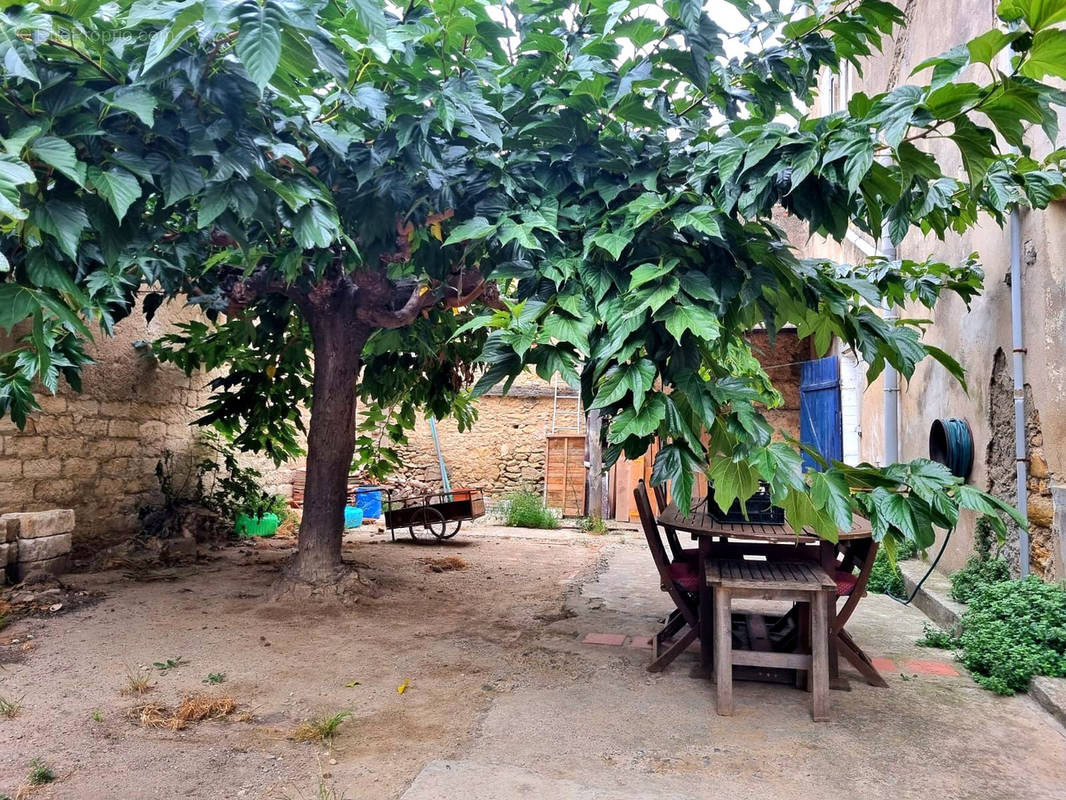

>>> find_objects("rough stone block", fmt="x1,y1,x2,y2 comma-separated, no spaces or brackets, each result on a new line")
22,457,63,479
2,518,16,542
62,458,100,478
13,553,70,581
0,540,16,565
1029,495,1054,528
108,419,142,439
17,533,71,562
139,421,167,441
0,459,22,480
33,480,76,504
2,509,75,539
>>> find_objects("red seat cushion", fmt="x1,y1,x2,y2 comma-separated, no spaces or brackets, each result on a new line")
834,570,859,596
668,560,700,593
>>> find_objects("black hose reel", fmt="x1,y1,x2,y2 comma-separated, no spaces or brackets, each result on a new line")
929,418,974,480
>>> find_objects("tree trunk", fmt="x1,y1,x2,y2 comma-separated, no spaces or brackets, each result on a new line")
293,304,367,583
585,409,604,522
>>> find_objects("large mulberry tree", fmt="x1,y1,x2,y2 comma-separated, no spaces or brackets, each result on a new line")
1,0,1063,585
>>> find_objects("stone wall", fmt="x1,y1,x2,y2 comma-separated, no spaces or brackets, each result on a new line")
0,296,299,554
383,331,807,507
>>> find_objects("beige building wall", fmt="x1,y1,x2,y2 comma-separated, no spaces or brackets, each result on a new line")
0,296,299,554
799,0,1066,578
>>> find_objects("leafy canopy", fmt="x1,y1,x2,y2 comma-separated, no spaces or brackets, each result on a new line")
2,0,1065,553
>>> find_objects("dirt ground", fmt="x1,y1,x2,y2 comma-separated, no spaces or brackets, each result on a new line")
2,523,1065,800
0,524,602,799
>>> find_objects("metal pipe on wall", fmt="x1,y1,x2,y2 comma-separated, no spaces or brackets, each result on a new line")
1010,209,1030,577
878,234,900,465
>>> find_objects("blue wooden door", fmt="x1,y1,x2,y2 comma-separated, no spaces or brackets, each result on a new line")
800,355,842,471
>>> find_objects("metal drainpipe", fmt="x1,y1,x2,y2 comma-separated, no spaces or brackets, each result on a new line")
1010,210,1030,577
879,234,900,465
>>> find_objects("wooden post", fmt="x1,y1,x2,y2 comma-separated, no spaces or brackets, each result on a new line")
585,409,604,520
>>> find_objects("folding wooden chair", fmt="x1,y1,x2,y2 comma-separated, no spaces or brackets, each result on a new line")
634,481,700,673
651,483,698,565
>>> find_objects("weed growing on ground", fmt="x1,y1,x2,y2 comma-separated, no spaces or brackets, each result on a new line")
0,694,21,719
152,656,184,674
950,516,1011,603
501,491,558,529
90,711,103,722
27,759,55,786
578,516,608,535
203,672,226,685
289,711,351,744
120,665,154,696
916,623,957,649
957,576,1066,694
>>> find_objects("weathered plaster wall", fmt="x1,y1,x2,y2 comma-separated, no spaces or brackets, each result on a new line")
0,296,298,552
799,0,1066,578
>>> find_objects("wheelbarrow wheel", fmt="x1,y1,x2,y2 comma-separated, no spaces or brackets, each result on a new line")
408,507,446,542
439,519,462,540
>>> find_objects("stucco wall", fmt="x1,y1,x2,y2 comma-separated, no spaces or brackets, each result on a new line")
799,0,1066,578
0,296,299,552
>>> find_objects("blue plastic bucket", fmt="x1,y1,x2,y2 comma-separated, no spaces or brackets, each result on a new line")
343,506,364,529
354,487,382,520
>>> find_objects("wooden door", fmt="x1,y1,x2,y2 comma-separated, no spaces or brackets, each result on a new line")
545,434,586,516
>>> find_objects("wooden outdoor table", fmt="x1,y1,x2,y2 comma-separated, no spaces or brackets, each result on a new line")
656,504,886,687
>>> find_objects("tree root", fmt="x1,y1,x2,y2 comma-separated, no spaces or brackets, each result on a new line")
269,558,379,605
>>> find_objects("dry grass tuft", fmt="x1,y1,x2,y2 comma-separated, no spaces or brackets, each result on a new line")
128,703,172,729
174,694,237,724
0,693,22,718
127,694,240,731
289,711,351,743
120,665,154,696
418,556,468,573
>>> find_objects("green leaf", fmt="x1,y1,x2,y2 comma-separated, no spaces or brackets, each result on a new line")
810,471,853,532
88,166,141,222
347,0,387,43
707,458,760,517
588,230,632,260
672,205,722,237
966,29,1014,66
1021,29,1066,80
106,86,158,126
32,200,89,259
143,23,196,73
0,284,39,332
236,0,284,91
162,160,204,206
658,303,721,344
870,85,923,148
911,45,969,91
608,394,667,441
444,216,497,245
293,201,338,248
30,137,85,187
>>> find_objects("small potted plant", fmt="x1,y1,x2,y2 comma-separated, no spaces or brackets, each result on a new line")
235,491,281,538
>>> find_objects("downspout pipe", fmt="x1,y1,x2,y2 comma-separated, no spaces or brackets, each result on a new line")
1010,210,1030,577
844,227,898,465
878,234,900,465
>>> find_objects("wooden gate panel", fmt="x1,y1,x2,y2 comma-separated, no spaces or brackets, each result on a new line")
545,434,586,516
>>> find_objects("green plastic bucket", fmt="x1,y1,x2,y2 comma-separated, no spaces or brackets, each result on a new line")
235,512,279,538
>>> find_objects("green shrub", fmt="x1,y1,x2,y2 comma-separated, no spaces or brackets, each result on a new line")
957,577,1066,695
866,539,919,596
501,491,559,529
916,623,957,649
950,556,1011,603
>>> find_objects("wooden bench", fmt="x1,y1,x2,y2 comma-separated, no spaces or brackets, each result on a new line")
708,559,836,722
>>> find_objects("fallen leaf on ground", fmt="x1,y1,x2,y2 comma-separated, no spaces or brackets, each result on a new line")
397,679,410,694
344,681,361,688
